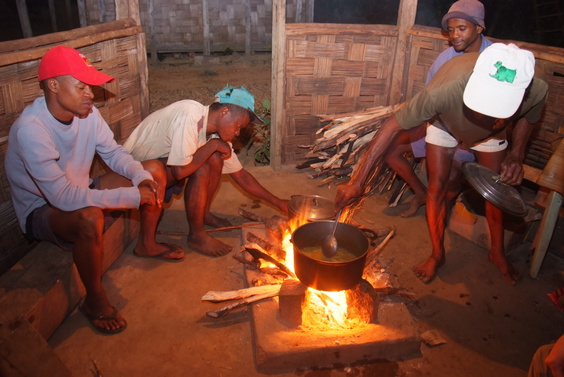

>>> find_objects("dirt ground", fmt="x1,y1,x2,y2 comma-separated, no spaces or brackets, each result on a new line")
49,53,564,377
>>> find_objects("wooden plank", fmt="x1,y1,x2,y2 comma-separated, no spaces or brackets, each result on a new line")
0,19,138,54
0,25,143,66
389,0,417,104
0,308,72,377
271,0,286,170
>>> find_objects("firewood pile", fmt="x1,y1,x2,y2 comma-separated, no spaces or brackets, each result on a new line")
296,104,417,204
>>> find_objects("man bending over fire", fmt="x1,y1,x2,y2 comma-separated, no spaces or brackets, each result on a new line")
124,86,289,257
335,43,548,285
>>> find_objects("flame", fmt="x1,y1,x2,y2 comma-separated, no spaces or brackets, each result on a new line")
280,215,352,329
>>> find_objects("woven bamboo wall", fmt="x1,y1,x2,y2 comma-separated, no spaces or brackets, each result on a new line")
280,23,399,165
0,20,149,275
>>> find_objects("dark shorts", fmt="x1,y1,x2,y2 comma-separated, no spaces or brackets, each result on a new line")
24,178,105,250
25,204,73,251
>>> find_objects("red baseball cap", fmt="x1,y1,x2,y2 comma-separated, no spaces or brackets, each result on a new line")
38,45,115,85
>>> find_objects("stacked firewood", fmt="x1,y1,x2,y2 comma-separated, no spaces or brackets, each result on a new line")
297,104,418,204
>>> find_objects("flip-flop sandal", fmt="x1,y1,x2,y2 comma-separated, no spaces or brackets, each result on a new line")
79,304,127,335
133,243,185,262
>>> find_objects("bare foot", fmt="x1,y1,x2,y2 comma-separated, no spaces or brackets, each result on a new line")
204,213,232,228
488,253,521,285
412,256,444,284
187,232,233,256
401,196,426,218
133,242,185,260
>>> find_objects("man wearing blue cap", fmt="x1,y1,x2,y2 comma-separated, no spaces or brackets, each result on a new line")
124,86,289,256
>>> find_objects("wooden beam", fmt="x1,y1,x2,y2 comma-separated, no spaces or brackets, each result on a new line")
389,0,417,104
271,0,286,170
202,0,210,55
15,0,32,38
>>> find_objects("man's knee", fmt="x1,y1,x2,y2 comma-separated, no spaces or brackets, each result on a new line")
142,160,166,184
73,207,105,239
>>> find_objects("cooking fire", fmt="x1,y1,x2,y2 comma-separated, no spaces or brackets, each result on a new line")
201,197,421,372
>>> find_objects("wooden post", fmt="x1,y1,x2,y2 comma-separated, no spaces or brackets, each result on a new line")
77,0,87,27
115,0,141,25
48,0,58,32
389,0,417,104
148,0,158,64
202,0,211,56
271,0,286,170
295,0,303,22
15,0,33,38
305,0,314,22
245,0,252,56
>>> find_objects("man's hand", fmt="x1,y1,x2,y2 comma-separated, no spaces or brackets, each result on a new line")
499,154,524,186
138,179,162,208
210,138,232,160
335,182,364,210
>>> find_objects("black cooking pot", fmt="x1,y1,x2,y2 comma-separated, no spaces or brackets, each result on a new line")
291,221,369,291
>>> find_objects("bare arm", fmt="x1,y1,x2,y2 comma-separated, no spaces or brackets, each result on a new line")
170,138,232,181
500,117,536,186
335,114,403,209
230,169,289,213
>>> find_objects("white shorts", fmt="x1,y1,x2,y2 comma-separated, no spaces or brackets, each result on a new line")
425,124,507,153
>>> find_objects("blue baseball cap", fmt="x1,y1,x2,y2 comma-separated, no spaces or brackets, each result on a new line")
215,86,264,124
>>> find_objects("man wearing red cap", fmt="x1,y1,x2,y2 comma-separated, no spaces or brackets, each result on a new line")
384,0,491,218
5,45,184,334
336,43,548,285
124,86,289,257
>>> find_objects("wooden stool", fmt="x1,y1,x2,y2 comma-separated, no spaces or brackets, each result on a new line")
530,139,564,278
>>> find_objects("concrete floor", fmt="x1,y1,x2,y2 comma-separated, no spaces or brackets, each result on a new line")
49,165,564,377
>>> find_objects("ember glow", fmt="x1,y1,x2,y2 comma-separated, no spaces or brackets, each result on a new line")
281,216,363,330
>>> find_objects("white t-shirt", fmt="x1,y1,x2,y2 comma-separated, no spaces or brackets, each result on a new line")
124,100,242,174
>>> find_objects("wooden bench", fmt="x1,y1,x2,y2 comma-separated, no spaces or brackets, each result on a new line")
0,210,139,376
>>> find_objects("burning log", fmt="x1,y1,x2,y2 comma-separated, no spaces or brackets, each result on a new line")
246,231,286,261
238,208,289,245
242,246,296,279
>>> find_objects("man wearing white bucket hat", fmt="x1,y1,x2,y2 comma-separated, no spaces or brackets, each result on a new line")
336,43,548,285
124,86,289,257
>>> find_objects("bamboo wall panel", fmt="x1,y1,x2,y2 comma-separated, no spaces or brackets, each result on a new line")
0,23,149,275
281,23,399,166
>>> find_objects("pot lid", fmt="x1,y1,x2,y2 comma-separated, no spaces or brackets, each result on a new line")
462,162,528,217
288,195,336,221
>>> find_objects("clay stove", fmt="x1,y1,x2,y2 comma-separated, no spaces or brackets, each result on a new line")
241,225,421,373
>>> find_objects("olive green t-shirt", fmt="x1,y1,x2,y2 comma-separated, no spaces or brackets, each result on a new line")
395,52,548,147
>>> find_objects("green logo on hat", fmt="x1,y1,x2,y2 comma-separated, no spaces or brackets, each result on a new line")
490,61,516,83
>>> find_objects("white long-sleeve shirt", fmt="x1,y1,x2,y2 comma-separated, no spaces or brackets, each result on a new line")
5,96,153,232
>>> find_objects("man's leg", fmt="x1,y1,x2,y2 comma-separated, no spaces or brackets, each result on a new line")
48,207,127,333
98,160,184,260
475,150,520,285
384,127,427,218
412,143,455,283
184,152,233,256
